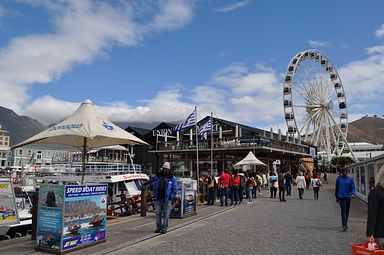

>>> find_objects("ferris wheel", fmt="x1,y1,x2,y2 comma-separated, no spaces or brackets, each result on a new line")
283,49,356,162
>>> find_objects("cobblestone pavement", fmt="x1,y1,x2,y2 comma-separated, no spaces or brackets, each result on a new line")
0,174,368,255
108,174,367,255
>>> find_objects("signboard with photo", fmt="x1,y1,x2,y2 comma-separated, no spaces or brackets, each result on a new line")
35,184,107,253
62,185,107,251
36,184,65,252
0,179,19,226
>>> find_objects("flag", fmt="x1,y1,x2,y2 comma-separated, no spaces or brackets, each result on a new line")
198,118,212,140
174,111,196,132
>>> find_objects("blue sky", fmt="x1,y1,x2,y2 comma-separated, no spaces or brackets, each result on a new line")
0,0,384,132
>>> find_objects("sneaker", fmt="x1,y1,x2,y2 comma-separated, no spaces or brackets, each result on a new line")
342,226,347,232
160,229,167,234
155,229,161,233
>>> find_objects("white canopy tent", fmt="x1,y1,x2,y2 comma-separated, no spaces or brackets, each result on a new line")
13,99,148,183
235,151,266,170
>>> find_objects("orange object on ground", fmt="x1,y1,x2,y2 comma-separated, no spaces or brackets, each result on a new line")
352,243,384,255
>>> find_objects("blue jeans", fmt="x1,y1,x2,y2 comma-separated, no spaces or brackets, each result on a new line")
208,188,215,205
247,187,253,202
339,197,351,227
155,199,172,231
231,186,239,205
286,183,292,195
220,187,229,206
313,187,319,199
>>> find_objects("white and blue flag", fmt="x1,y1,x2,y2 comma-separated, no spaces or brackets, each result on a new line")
198,118,212,140
174,111,196,132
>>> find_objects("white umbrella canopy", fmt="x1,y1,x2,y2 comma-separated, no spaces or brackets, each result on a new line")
235,151,266,167
13,99,148,183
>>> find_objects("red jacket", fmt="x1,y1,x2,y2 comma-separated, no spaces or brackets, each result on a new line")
220,173,230,187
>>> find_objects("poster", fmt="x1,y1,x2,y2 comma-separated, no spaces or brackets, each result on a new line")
0,179,18,226
36,184,65,251
171,179,196,219
62,185,107,251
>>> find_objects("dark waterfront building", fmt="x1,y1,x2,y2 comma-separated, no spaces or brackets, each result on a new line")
126,117,317,177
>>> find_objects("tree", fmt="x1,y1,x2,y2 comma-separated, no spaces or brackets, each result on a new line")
331,156,355,170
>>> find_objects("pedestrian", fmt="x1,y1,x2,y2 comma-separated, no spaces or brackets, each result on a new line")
284,171,293,196
323,172,328,184
311,174,322,200
295,172,306,199
219,170,230,206
366,166,384,247
269,172,278,198
206,173,216,205
278,172,286,202
238,170,246,204
246,176,256,204
256,173,263,195
143,162,178,234
369,177,375,191
305,172,311,190
230,170,240,206
335,168,356,231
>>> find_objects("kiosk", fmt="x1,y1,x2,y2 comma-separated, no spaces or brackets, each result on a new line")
35,184,107,254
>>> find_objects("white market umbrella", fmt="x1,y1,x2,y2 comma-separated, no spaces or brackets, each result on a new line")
13,99,148,183
235,151,266,169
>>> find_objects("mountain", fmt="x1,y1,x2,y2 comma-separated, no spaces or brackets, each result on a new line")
0,106,47,146
347,116,384,144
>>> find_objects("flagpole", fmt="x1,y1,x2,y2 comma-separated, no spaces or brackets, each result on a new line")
195,106,199,191
210,112,213,176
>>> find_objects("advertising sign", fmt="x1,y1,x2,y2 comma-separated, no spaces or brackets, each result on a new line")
62,185,107,251
35,184,107,253
171,179,196,219
0,179,19,226
36,184,65,252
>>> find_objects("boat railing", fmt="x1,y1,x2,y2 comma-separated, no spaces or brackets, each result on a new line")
32,163,143,177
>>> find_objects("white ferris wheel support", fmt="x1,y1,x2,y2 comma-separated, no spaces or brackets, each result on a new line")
283,49,357,162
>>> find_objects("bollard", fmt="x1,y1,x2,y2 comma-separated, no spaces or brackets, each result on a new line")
140,188,147,217
31,191,38,240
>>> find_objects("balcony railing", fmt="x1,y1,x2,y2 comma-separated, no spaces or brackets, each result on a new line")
155,136,310,154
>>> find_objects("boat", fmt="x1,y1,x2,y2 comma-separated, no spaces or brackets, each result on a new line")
67,223,81,234
89,215,104,226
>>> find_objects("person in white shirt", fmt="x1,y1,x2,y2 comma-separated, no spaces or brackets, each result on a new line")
295,172,306,199
311,174,322,200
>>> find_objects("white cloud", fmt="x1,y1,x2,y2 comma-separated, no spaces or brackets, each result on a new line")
374,24,384,38
215,1,251,13
366,45,384,55
308,40,330,48
0,0,194,114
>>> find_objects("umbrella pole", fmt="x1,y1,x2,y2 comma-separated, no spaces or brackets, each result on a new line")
81,138,87,184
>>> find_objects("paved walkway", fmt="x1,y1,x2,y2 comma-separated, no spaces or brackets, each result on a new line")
0,174,368,254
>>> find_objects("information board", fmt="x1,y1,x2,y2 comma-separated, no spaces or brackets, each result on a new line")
0,179,19,226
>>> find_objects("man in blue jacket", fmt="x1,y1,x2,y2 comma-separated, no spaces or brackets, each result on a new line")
335,168,356,231
144,162,178,234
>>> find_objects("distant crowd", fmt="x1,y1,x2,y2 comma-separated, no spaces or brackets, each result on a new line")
201,169,327,205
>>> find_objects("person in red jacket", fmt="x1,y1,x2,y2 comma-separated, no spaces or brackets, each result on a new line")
230,170,240,206
219,170,230,206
